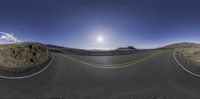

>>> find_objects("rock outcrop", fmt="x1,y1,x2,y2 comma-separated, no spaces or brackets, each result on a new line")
0,42,49,69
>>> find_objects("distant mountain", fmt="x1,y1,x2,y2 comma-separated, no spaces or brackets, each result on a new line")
160,42,200,49
117,46,137,50
46,44,65,49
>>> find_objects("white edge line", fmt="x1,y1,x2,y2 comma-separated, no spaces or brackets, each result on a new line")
173,51,200,78
0,54,55,80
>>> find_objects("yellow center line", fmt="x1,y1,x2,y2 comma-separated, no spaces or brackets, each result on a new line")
59,51,164,69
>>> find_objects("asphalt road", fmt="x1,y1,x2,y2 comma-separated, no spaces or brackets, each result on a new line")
0,50,200,99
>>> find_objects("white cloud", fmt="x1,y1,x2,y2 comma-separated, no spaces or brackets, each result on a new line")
0,32,20,43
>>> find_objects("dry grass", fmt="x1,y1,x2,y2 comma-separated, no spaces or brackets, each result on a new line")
178,48,200,65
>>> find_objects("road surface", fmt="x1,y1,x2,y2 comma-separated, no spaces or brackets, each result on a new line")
0,50,200,99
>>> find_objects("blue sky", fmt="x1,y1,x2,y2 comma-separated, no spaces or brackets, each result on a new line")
0,0,200,49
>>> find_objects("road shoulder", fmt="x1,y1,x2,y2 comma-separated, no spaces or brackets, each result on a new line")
0,54,54,79
173,51,200,78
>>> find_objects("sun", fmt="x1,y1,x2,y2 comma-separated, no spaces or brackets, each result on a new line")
97,36,103,42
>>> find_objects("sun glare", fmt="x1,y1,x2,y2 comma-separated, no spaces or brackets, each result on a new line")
97,36,103,42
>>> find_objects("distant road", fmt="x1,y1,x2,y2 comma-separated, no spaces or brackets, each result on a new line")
0,50,200,99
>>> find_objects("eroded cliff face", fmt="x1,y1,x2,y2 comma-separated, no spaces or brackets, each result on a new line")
0,43,49,68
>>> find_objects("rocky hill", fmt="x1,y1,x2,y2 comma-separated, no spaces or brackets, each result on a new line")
0,42,49,70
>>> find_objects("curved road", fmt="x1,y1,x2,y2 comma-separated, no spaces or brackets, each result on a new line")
0,50,200,99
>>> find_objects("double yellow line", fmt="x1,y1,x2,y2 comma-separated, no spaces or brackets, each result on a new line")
60,51,163,69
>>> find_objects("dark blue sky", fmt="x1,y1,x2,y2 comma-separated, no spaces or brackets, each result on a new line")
0,0,200,49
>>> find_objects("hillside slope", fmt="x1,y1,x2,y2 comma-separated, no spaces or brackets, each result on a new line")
0,42,49,70
162,42,200,49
